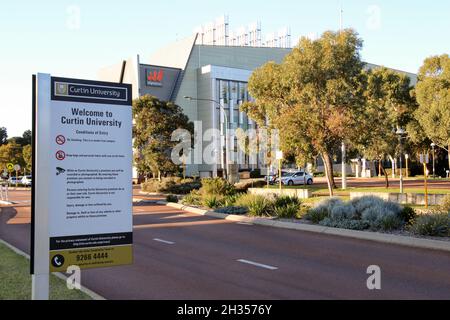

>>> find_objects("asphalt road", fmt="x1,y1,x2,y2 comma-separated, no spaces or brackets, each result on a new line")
1,189,450,299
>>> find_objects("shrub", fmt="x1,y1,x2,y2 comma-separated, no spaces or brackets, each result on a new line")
181,190,202,206
222,193,244,207
234,180,267,193
304,206,329,223
141,177,201,194
273,195,301,208
439,195,450,213
330,204,357,220
377,211,403,231
319,218,370,230
214,206,249,215
202,195,224,209
274,203,301,219
235,194,273,217
410,213,449,237
399,206,417,225
351,196,385,216
166,194,178,203
200,178,236,196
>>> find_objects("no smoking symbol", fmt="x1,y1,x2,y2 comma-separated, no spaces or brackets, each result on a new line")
55,150,66,161
56,135,66,145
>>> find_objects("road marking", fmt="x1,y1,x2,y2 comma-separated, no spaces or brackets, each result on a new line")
237,222,253,225
153,238,175,245
237,259,278,270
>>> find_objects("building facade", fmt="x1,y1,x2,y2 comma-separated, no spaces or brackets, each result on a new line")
98,35,417,179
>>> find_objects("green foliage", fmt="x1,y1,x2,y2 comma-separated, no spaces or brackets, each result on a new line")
304,206,329,223
214,206,249,215
132,95,194,177
22,145,32,172
273,195,301,208
200,178,236,196
166,194,178,203
234,180,267,193
399,206,417,225
439,195,450,213
307,196,406,231
273,203,301,219
410,213,449,237
244,29,368,195
235,194,273,217
415,54,450,159
0,141,24,170
141,177,200,194
181,190,202,206
202,195,224,209
319,218,370,230
0,127,7,146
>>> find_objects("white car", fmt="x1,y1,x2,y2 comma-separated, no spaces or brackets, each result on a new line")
277,171,314,186
21,175,32,186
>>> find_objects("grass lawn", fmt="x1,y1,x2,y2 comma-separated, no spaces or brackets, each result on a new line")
0,242,91,300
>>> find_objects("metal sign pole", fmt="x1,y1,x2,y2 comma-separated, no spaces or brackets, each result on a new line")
32,73,50,300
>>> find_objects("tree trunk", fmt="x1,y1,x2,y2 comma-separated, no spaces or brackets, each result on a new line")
321,152,335,196
448,145,450,176
158,170,161,181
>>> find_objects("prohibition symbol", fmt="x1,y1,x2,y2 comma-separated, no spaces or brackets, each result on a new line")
56,135,66,145
55,150,66,161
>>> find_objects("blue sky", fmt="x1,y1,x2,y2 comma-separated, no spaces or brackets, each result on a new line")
1,0,449,136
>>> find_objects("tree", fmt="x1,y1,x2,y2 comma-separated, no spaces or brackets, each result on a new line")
132,95,194,179
0,141,25,171
243,29,367,196
22,144,32,173
415,54,450,171
8,130,32,146
0,127,7,146
360,67,417,187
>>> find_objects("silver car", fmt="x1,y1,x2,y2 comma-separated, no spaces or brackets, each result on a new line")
278,171,314,186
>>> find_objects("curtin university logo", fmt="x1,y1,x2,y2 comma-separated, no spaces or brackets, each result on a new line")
146,69,164,87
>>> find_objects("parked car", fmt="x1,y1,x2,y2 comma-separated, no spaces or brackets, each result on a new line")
276,171,314,186
21,175,32,186
8,176,23,185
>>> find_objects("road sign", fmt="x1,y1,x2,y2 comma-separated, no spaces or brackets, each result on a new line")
55,150,65,160
6,163,14,172
276,150,283,160
14,164,21,171
420,154,429,164
32,73,132,299
55,135,66,145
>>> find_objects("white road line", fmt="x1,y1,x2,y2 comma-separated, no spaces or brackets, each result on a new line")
237,222,253,225
237,259,278,270
153,238,175,245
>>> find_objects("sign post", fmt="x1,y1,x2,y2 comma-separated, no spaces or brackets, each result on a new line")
32,74,133,299
14,164,21,187
420,153,429,209
276,150,283,192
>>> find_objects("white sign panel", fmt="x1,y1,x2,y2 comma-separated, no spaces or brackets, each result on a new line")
32,74,133,275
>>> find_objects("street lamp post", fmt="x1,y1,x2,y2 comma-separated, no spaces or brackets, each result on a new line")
184,96,229,181
431,143,436,179
396,128,406,194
